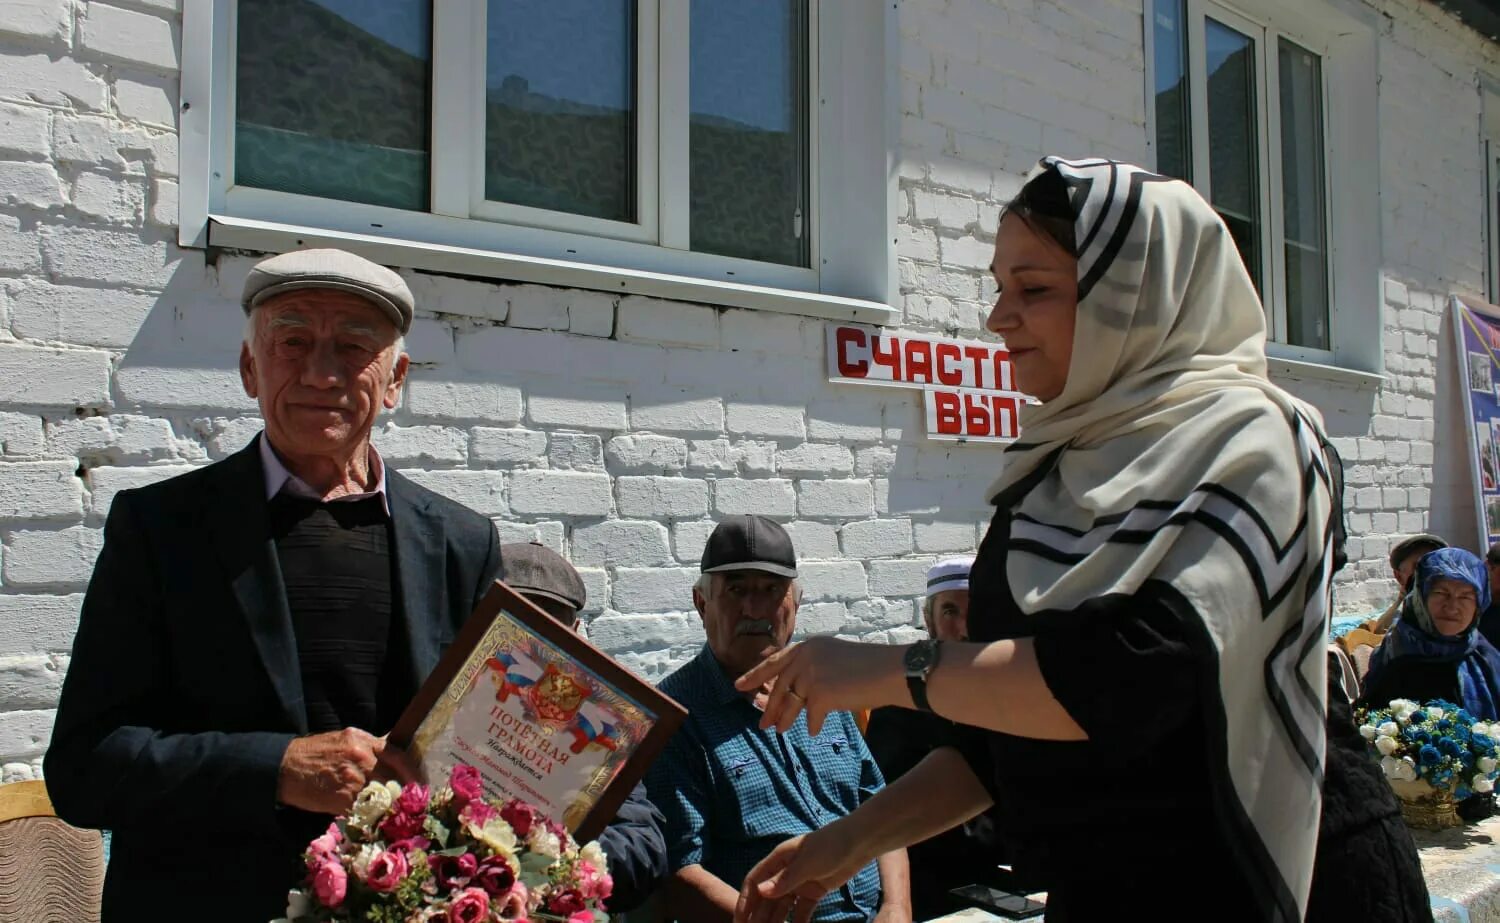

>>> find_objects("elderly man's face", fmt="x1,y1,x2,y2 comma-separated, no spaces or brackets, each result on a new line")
925,589,970,642
694,572,798,678
240,290,408,459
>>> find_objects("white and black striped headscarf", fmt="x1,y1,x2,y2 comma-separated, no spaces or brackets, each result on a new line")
991,157,1337,921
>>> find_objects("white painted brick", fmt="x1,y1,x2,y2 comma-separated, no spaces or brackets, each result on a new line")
719,309,812,356
739,442,777,476
400,470,506,516
915,521,979,553
672,520,717,564
0,0,70,46
371,423,468,467
576,567,607,613
148,177,177,227
776,443,854,478
617,476,709,519
0,461,84,520
632,394,724,435
854,446,898,477
0,161,64,209
939,235,994,272
617,297,718,348
783,521,840,559
529,393,626,431
807,399,886,443
605,435,687,474
2,526,103,588
0,54,108,112
0,653,65,709
52,114,172,173
506,286,569,330
0,594,82,654
493,519,565,552
9,281,154,349
726,402,805,439
799,480,875,518
794,601,848,637
0,414,44,457
403,319,454,365
46,414,176,463
0,709,53,759
713,479,797,518
80,3,179,71
687,439,737,475
568,291,615,338
115,74,177,127
470,428,547,466
42,226,177,289
86,463,193,517
114,367,256,412
401,272,507,322
548,433,603,470
612,567,699,612
587,612,703,652
0,102,49,160
571,520,672,567
197,416,262,457
878,479,945,516
509,470,612,517
0,214,42,274
405,379,522,424
0,344,111,409
840,519,914,559
797,561,868,601
848,599,919,631
869,557,937,597
71,170,144,223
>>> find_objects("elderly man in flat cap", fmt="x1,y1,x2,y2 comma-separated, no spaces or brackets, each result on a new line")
501,541,670,914
46,249,503,921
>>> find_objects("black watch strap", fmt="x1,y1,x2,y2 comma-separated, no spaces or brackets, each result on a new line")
904,639,941,712
906,671,934,712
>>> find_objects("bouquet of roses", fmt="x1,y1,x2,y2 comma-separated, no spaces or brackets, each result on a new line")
1356,698,1500,799
274,763,612,923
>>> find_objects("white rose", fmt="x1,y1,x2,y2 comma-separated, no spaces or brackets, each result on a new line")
1480,757,1498,774
1376,736,1400,756
529,827,562,860
1474,723,1491,738
285,889,313,920
1378,722,1400,738
1477,777,1496,794
1380,755,1401,778
1359,724,1378,740
1427,706,1446,720
350,844,379,881
350,780,400,832
1398,758,1419,782
580,840,607,869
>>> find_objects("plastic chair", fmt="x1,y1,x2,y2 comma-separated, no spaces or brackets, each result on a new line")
1334,627,1385,683
0,780,104,923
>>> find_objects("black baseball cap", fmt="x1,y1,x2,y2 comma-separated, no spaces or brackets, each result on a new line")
501,542,586,612
1389,533,1447,569
700,515,798,579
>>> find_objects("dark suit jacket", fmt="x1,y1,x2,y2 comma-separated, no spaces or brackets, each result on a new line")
44,437,502,922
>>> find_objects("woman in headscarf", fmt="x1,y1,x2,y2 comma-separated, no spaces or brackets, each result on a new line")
1359,547,1500,718
731,158,1430,923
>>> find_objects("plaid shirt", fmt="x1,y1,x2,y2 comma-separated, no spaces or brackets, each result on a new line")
645,644,886,922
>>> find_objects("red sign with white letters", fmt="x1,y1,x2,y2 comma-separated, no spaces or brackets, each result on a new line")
826,324,1032,443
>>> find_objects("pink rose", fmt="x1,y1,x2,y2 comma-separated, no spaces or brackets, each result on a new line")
496,883,529,920
388,835,431,856
568,914,594,923
575,862,613,903
450,765,484,806
307,822,342,865
449,887,490,923
459,800,498,828
398,782,431,816
547,888,586,916
499,799,536,837
364,848,409,893
312,859,347,908
429,852,479,891
380,809,425,842
473,855,516,897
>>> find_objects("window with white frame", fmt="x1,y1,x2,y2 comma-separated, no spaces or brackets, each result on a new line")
1150,0,1334,355
183,0,897,317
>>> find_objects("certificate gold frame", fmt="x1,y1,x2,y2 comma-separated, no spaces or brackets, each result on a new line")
391,580,686,843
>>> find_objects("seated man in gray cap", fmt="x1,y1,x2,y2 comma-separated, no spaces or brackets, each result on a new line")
644,516,911,923
1370,533,1448,633
46,249,503,921
501,541,669,913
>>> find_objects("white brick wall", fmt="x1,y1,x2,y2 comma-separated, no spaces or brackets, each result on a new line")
0,0,1495,769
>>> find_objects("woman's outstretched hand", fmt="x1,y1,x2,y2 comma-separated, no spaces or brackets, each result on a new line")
735,637,906,735
734,827,874,923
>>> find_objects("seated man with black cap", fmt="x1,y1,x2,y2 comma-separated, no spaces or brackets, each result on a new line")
1370,532,1448,633
500,541,670,914
644,516,911,923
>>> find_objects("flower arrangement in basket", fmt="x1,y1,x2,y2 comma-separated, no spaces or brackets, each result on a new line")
275,764,612,922
1356,698,1500,829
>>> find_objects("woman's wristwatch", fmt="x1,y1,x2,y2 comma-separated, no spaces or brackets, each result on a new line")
903,639,943,711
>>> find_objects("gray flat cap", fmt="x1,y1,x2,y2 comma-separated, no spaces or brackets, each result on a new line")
502,542,586,613
241,248,414,334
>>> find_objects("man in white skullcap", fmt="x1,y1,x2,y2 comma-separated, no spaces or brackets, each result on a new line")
923,556,975,642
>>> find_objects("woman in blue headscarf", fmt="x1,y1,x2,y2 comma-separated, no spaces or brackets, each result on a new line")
1359,547,1500,719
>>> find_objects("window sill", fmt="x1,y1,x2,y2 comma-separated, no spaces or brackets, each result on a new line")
206,215,900,326
1266,355,1385,391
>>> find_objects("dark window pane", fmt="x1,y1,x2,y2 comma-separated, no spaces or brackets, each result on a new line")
1205,18,1261,295
484,0,635,223
236,0,431,211
690,0,810,267
1152,0,1191,182
1278,38,1329,350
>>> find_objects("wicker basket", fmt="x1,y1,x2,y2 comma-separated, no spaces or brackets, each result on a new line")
1388,777,1461,830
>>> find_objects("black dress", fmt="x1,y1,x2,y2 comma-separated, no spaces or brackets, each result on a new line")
952,472,1432,922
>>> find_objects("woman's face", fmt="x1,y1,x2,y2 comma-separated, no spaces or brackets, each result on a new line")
986,214,1079,403
1427,577,1480,637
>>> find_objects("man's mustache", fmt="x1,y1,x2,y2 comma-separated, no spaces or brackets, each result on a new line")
735,619,774,637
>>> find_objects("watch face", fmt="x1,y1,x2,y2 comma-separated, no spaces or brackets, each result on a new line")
904,641,934,673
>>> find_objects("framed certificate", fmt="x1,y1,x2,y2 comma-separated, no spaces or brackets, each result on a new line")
390,580,686,843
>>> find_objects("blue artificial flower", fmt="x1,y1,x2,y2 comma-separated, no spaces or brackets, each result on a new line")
1440,737,1465,758
1476,734,1495,751
1420,745,1442,766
